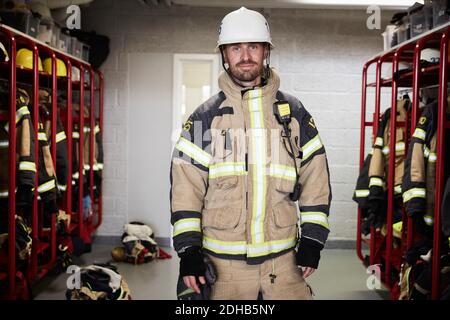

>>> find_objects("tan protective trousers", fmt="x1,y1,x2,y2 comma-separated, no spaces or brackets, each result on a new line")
207,251,314,300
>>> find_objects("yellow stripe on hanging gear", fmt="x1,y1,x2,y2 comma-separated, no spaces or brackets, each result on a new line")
18,161,36,172
369,177,384,188
56,131,67,143
413,128,426,141
203,237,247,255
0,190,9,198
428,153,437,163
374,137,383,147
277,103,290,117
209,162,246,179
394,185,402,195
94,125,100,134
38,179,56,193
72,172,80,179
3,106,31,133
423,145,430,158
269,164,297,181
382,142,405,155
301,135,323,163
38,132,47,141
354,189,370,198
392,221,403,238
300,212,330,230
173,218,202,237
247,237,297,258
402,187,426,202
175,137,212,168
423,215,434,226
72,132,80,139
97,163,104,170
0,140,9,149
58,184,67,192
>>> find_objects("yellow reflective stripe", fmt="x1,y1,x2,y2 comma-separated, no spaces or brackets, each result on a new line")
72,132,80,139
374,137,383,147
369,148,374,155
209,162,246,179
72,172,79,179
0,140,8,148
175,137,212,168
301,212,330,230
247,237,297,257
413,128,426,140
424,215,434,226
38,132,47,141
56,131,67,143
19,161,36,172
355,189,369,197
94,125,100,134
38,179,56,193
58,184,67,192
97,163,104,170
382,142,405,155
173,218,201,237
203,237,247,254
369,177,384,188
249,89,266,244
428,153,437,163
403,188,426,202
423,146,430,158
16,106,30,124
394,185,402,195
269,164,296,181
393,221,403,233
84,164,91,170
0,190,9,198
302,135,323,162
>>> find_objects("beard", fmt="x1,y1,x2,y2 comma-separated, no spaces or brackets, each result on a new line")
229,59,264,83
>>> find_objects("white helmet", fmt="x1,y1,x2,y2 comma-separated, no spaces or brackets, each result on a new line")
217,7,274,50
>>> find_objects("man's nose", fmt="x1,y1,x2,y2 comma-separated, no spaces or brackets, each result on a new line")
241,47,251,61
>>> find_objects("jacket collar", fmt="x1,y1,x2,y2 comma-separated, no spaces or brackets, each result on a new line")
218,68,280,101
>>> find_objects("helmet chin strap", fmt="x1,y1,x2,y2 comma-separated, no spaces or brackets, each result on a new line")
220,45,271,88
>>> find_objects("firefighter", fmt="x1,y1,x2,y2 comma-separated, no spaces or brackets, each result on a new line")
170,7,331,300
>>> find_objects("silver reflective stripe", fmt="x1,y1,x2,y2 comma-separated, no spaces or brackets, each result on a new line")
209,162,246,179
249,89,266,244
72,172,79,179
173,218,201,237
269,164,296,181
413,128,426,140
38,132,47,141
58,184,67,191
38,179,56,193
423,215,434,226
403,188,426,202
203,237,247,255
0,140,8,148
97,163,104,170
423,146,430,158
247,238,297,257
369,177,384,188
374,137,383,147
94,125,100,134
56,131,67,143
0,190,9,198
72,132,80,139
302,135,323,162
175,137,212,168
16,106,30,124
428,153,437,163
301,212,330,230
18,161,36,172
382,142,405,155
355,189,369,197
394,185,402,195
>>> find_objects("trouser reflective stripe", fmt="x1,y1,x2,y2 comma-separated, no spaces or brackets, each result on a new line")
0,190,9,198
394,185,402,195
249,89,266,244
301,212,330,230
173,218,201,237
369,177,384,188
18,161,36,172
38,132,47,141
58,184,67,192
424,215,434,226
209,162,246,179
72,132,80,139
403,188,426,202
0,140,8,148
97,163,104,170
374,137,383,147
56,131,67,143
38,179,56,193
269,164,296,181
428,153,437,163
354,189,369,197
413,128,426,140
175,137,212,168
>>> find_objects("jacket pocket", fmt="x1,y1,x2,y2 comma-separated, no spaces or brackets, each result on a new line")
273,201,299,228
271,135,300,194
202,207,242,230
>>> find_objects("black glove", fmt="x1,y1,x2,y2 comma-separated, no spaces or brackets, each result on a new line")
296,237,322,269
16,185,34,209
179,246,206,277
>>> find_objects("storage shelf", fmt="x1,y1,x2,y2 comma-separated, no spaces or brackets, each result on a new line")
36,242,50,255
367,64,443,88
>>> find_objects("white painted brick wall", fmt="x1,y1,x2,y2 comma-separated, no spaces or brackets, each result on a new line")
83,0,393,240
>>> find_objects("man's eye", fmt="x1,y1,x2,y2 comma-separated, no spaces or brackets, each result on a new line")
232,47,240,52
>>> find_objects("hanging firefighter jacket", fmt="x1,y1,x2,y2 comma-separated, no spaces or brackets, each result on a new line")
66,264,131,300
39,90,69,196
170,69,332,265
402,98,450,235
354,98,410,232
0,85,36,211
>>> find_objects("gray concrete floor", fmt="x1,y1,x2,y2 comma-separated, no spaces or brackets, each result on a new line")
33,245,388,300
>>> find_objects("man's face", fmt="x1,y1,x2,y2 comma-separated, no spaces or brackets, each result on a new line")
223,42,268,84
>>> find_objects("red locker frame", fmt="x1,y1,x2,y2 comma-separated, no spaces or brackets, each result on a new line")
357,24,450,299
0,24,104,299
